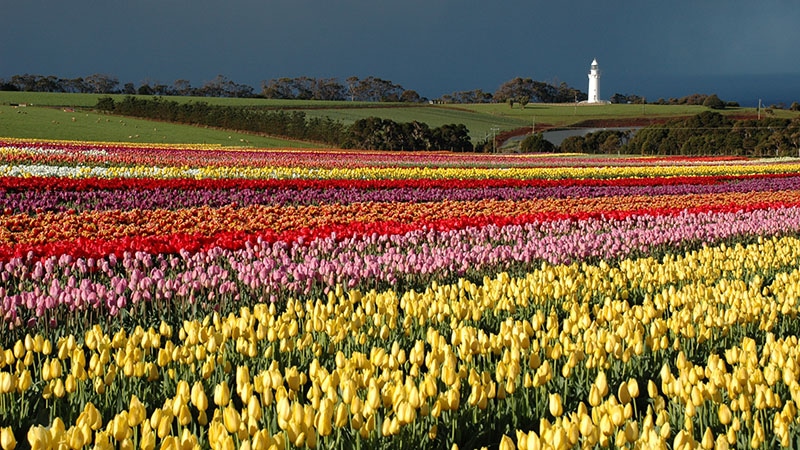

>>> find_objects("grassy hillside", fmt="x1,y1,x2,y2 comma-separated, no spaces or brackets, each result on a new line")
2,91,795,147
0,104,323,148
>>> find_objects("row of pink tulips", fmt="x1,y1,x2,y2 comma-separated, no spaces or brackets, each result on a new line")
4,204,800,324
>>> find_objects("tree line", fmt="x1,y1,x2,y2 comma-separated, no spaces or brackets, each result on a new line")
96,96,473,152
521,111,800,157
1,72,589,105
6,72,800,110
0,73,425,102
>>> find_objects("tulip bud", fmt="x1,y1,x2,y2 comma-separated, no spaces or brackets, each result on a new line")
160,436,177,450
27,425,50,450
52,379,65,398
48,417,65,444
0,373,13,394
718,404,732,426
595,371,608,397
647,380,658,398
68,428,86,450
627,378,640,398
223,405,240,434
214,381,231,406
140,423,155,450
17,370,32,392
128,395,147,427
498,434,515,450
113,412,130,442
618,382,631,404
191,381,208,411
0,427,16,450
548,393,563,417
588,384,602,407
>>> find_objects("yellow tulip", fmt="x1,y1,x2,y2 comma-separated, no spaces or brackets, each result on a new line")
427,424,438,440
214,381,231,406
0,427,16,450
499,434,515,450
52,378,65,398
139,424,155,450
715,434,730,450
647,380,659,398
48,417,65,444
624,422,638,443
698,427,714,450
156,411,172,439
112,412,130,442
548,393,563,417
128,395,147,427
0,373,13,394
179,428,197,450
160,436,177,450
78,402,101,431
223,405,241,434
718,404,732,426
588,384,602,407
617,381,632,404
190,381,208,411
27,426,50,450
94,430,114,450
17,370,31,392
627,378,640,398
176,404,191,427
366,384,381,410
595,371,608,397
334,402,348,428
69,425,86,449
251,430,270,450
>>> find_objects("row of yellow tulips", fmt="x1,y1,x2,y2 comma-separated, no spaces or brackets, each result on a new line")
3,150,800,180
2,235,800,448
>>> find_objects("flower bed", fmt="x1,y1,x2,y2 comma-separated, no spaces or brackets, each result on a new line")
1,139,800,449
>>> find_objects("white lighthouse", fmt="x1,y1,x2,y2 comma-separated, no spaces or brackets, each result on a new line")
587,58,601,103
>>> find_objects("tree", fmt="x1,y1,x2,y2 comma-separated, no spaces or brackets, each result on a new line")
520,133,556,153
199,75,253,98
432,124,473,152
610,93,645,104
173,79,193,96
494,77,535,103
262,78,295,99
702,94,725,110
313,78,346,101
440,89,493,104
599,134,623,154
560,136,586,153
400,90,421,103
137,84,154,95
84,73,119,94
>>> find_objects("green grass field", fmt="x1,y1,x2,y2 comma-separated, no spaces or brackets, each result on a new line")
1,92,796,147
0,104,322,147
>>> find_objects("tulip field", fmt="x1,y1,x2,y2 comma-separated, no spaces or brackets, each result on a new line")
3,138,800,449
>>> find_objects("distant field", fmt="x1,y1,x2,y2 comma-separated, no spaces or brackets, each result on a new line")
1,91,794,146
458,103,708,126
0,92,378,109
0,104,322,148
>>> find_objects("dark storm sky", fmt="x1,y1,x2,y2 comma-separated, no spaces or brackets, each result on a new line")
2,0,799,105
